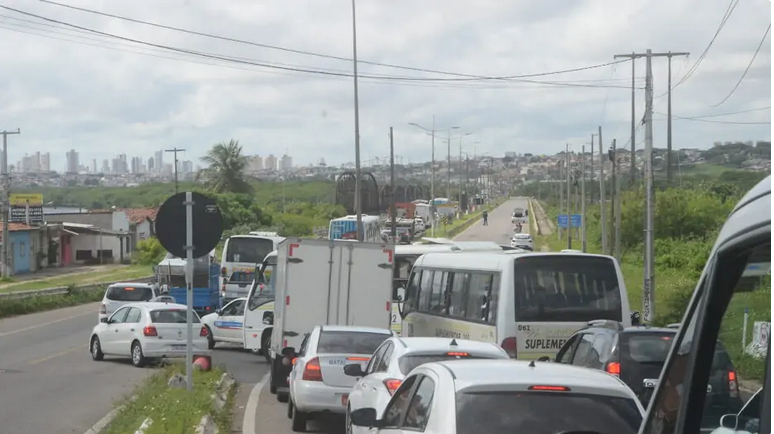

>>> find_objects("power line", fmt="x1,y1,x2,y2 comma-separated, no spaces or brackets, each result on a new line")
670,106,770,119
654,111,770,124
37,0,633,81
710,23,771,107
0,7,636,89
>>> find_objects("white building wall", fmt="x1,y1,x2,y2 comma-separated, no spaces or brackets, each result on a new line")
70,233,123,264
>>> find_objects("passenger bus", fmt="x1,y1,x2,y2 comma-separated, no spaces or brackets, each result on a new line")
391,241,508,333
328,215,381,242
220,232,285,301
400,250,632,360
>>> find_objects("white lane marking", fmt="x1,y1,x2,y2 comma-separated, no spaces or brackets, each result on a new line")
82,405,122,434
243,373,269,434
0,310,94,337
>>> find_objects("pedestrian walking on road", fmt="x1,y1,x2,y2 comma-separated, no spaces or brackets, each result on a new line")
482,211,489,226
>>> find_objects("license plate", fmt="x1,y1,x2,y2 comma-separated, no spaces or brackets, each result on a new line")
643,378,659,388
340,394,349,406
170,345,186,351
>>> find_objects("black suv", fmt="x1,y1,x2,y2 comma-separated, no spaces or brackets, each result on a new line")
547,320,743,428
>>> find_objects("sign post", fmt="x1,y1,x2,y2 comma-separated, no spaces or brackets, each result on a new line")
155,192,223,391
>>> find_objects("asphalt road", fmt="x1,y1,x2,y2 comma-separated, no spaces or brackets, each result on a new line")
248,198,522,434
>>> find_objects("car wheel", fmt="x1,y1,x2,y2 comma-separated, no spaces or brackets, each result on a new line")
90,336,104,361
131,341,147,367
345,405,353,434
290,400,308,432
205,326,216,349
262,332,272,364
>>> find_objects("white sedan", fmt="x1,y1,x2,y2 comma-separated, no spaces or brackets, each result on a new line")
511,233,533,250
286,325,395,432
344,337,510,434
349,359,645,434
89,302,210,367
201,297,247,349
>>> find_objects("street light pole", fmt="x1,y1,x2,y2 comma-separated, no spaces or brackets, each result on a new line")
350,0,364,241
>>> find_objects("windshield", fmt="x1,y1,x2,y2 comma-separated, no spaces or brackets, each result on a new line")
316,331,391,355
513,256,623,322
150,309,201,323
105,286,154,302
225,237,274,265
455,391,642,434
247,263,276,311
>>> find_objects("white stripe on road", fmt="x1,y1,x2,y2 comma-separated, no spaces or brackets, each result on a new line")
242,373,270,434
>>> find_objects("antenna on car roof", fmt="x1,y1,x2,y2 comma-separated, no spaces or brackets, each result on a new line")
528,360,536,368
450,338,458,346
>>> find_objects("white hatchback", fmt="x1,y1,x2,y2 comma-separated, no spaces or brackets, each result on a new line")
350,359,645,434
285,325,395,432
344,337,509,434
89,302,210,367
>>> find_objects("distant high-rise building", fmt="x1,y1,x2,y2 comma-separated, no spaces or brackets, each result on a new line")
279,154,293,171
131,156,143,174
154,151,164,173
65,149,79,173
92,159,97,173
148,157,155,173
182,160,194,173
246,155,263,172
265,154,277,171
40,152,50,172
101,159,110,173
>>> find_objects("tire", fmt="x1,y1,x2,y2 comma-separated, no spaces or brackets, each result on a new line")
269,359,278,394
131,341,147,368
287,397,293,419
205,326,216,349
345,405,353,434
261,331,272,364
90,336,104,361
290,400,308,432
277,391,289,403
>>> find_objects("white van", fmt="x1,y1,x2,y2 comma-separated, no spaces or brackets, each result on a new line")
400,250,632,360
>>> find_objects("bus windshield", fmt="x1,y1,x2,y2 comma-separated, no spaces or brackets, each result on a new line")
513,255,623,322
225,237,275,264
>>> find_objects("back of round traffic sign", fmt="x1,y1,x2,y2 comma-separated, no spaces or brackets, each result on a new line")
155,192,224,259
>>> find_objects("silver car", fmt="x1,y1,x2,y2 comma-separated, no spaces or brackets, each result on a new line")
287,325,395,432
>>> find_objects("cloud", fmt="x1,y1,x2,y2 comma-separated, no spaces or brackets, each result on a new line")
0,0,769,171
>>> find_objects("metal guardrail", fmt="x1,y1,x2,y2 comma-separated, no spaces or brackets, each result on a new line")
0,275,155,300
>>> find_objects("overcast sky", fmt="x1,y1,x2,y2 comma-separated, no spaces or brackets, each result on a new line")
0,0,770,170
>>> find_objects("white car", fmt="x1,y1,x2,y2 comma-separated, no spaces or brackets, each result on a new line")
344,337,510,434
510,233,533,250
89,302,210,367
98,282,158,322
201,297,247,349
285,325,395,432
349,359,645,434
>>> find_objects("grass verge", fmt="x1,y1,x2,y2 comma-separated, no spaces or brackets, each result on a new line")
0,265,153,293
0,286,104,319
533,200,769,383
105,363,234,434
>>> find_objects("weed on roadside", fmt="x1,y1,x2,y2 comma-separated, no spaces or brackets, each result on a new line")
0,288,103,319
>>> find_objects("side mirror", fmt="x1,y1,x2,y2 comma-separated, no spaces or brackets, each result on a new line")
214,309,221,316
537,356,550,362
350,407,378,427
344,363,365,377
631,311,641,326
100,317,108,323
719,414,739,429
281,347,296,357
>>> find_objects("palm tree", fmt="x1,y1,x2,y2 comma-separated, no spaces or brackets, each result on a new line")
198,140,253,193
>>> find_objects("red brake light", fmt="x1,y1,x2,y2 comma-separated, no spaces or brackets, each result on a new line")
200,326,208,337
605,362,621,376
99,304,106,314
501,337,517,358
383,378,402,395
143,326,158,337
292,357,298,365
347,357,370,361
529,385,570,391
728,371,738,398
302,357,323,381
446,352,469,357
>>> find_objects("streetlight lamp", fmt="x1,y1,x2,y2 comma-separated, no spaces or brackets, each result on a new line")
350,0,364,241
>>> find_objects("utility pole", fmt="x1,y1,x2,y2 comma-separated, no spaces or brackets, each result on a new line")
609,140,617,255
389,127,396,243
1,129,20,279
614,53,638,184
350,0,364,241
615,155,622,261
165,147,185,195
581,145,587,252
458,137,463,213
643,49,656,323
431,117,436,236
666,51,689,183
566,144,572,250
598,126,607,255
590,133,597,203
558,160,564,242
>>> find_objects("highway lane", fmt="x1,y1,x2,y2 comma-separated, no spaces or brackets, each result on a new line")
250,198,520,434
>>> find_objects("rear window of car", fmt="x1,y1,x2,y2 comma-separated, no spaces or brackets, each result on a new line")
105,286,154,302
455,391,642,434
150,309,200,323
623,333,674,363
398,354,496,375
316,331,391,355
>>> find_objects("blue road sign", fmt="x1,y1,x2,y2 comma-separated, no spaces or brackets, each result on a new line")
557,214,582,229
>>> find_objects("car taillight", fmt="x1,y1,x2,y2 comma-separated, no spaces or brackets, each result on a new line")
447,352,469,357
605,361,621,376
529,385,570,391
501,337,517,358
383,378,402,395
200,326,208,337
99,304,106,314
143,326,158,337
728,371,738,398
302,357,323,381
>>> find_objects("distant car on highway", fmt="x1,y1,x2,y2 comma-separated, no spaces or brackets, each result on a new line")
344,337,509,434
90,302,210,367
99,283,158,322
348,358,645,434
285,325,395,432
510,233,533,250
